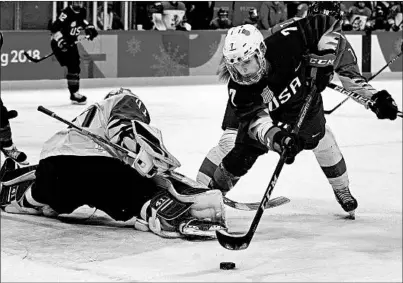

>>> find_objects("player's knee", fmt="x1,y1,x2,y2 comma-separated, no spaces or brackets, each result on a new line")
210,163,240,194
218,129,237,155
222,145,260,177
197,129,237,186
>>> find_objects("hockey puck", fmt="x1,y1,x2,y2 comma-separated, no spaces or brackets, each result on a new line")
220,262,236,270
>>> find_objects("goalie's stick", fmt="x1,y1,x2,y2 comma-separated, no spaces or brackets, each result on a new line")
37,106,289,211
324,51,403,115
24,36,89,63
216,82,315,250
326,83,402,118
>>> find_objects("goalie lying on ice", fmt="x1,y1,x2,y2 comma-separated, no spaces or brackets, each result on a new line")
0,88,226,239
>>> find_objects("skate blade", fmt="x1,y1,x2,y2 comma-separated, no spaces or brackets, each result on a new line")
346,210,355,220
70,101,87,105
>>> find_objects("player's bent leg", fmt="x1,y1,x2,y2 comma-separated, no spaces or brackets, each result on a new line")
138,174,227,239
208,143,263,194
196,129,237,186
313,125,358,215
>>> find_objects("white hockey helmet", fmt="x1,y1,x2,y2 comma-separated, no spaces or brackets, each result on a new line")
222,24,267,85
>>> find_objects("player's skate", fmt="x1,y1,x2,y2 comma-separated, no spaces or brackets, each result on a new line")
70,92,87,105
333,186,358,219
1,144,29,165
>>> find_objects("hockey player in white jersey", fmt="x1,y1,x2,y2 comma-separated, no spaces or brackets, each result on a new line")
0,88,226,239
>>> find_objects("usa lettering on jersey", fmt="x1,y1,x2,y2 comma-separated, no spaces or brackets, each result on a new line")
268,77,302,111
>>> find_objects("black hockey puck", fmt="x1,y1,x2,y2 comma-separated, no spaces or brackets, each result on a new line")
220,262,236,270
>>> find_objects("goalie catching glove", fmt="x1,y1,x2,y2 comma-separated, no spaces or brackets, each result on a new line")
135,172,227,239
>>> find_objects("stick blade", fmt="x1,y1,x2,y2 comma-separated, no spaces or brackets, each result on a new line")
216,229,251,250
23,51,40,63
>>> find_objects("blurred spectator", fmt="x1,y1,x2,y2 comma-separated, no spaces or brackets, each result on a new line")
387,1,403,31
209,8,233,30
259,1,288,30
185,1,214,30
296,2,308,18
151,1,191,31
242,8,262,29
97,3,124,30
369,1,391,31
345,1,372,31
287,1,308,19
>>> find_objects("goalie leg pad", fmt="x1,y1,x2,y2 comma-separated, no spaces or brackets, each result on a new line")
139,174,227,239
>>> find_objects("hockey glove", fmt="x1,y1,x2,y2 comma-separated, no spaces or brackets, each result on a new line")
85,25,98,40
53,32,68,52
268,128,305,165
307,52,336,93
369,90,398,120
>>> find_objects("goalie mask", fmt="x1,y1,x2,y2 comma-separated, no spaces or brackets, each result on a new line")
222,24,267,85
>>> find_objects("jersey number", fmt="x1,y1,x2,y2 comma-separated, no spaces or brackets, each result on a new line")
281,27,298,36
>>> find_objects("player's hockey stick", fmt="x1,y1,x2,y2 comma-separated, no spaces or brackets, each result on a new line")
324,51,403,115
37,106,138,159
216,84,315,250
223,195,290,211
24,36,89,63
326,83,402,118
37,105,291,211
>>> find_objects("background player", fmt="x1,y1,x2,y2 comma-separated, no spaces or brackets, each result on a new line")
50,1,98,104
0,31,29,166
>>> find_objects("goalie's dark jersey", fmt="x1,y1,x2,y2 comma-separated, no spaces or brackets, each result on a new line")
222,16,376,134
50,6,89,43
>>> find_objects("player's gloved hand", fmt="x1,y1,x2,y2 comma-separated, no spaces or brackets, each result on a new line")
266,128,305,165
57,38,68,52
369,90,398,120
7,110,18,120
307,51,336,93
85,25,98,40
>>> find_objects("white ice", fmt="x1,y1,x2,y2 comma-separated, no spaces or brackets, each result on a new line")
1,79,402,282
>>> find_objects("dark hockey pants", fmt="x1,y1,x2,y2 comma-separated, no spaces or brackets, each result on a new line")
32,155,161,221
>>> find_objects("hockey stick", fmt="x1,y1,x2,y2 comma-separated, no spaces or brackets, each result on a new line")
37,105,137,159
224,195,290,211
326,83,402,118
216,86,315,250
37,105,290,211
324,51,403,115
24,36,89,63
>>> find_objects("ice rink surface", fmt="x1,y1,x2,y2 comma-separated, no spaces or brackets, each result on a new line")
1,79,402,282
